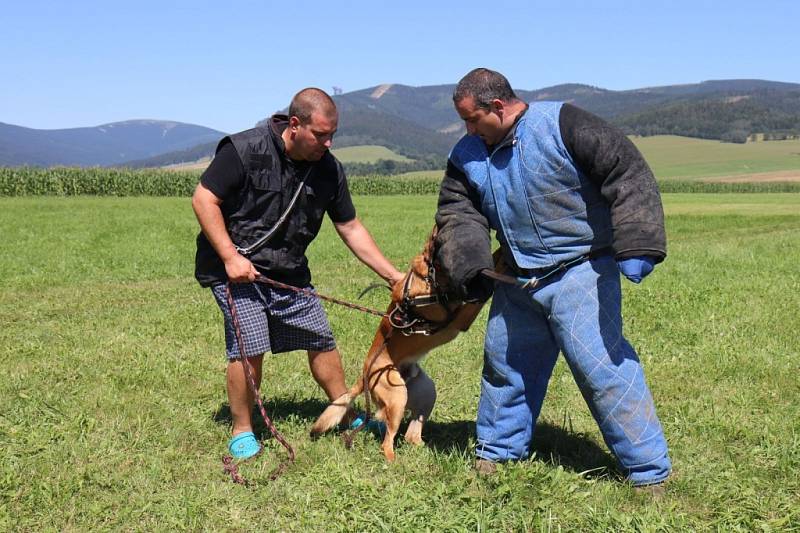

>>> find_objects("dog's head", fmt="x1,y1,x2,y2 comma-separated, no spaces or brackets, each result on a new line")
409,228,434,280
390,226,458,327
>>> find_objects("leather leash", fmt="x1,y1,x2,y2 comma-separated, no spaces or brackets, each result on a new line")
221,283,296,485
220,275,390,484
254,274,388,318
480,253,592,290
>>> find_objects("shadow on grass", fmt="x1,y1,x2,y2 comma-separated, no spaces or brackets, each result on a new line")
213,396,329,438
529,422,621,480
213,398,620,480
421,419,619,480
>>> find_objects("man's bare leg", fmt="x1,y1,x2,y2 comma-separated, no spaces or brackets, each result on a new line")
307,348,348,401
227,354,264,436
308,348,384,431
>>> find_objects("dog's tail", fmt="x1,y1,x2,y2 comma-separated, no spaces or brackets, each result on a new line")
309,379,364,436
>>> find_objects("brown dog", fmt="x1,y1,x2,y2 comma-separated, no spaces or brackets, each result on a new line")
310,228,497,461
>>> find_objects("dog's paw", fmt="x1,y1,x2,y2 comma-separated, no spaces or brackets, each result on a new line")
404,419,424,445
382,446,396,462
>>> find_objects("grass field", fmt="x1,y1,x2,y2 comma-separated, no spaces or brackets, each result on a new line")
632,136,800,180
2,194,799,530
331,145,413,164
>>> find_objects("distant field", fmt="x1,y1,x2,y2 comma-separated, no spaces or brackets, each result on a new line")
632,136,800,180
381,136,800,182
158,136,800,182
159,145,412,172
331,145,413,163
394,169,444,180
163,157,211,172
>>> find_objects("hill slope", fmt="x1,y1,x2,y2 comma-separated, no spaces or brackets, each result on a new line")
6,79,799,168
118,79,800,168
0,120,225,167
291,79,800,158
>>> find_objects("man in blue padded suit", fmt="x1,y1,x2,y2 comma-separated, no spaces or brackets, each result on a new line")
435,68,671,490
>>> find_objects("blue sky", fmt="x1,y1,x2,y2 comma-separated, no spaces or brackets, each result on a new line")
2,0,798,133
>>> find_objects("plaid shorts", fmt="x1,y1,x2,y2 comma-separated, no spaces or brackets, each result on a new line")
211,282,336,360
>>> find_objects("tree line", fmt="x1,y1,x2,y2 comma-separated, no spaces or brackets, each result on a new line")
614,90,800,144
342,155,446,176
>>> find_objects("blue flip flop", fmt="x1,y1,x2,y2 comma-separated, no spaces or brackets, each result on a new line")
350,414,387,436
228,431,262,460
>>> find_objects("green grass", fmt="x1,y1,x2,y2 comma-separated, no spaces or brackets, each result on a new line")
331,145,414,164
631,136,800,179
2,195,799,530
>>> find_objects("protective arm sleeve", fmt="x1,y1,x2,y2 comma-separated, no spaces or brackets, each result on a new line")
434,160,495,301
559,104,667,262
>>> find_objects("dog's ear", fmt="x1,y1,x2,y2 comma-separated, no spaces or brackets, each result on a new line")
422,224,438,263
411,254,429,278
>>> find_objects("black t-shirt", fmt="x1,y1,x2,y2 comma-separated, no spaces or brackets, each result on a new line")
200,138,355,225
194,118,356,286
200,140,244,200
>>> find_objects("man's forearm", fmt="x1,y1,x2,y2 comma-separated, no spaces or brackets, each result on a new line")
334,219,402,284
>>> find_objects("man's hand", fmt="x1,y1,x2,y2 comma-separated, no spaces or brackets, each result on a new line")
224,254,258,283
193,183,253,283
387,269,405,288
617,256,655,284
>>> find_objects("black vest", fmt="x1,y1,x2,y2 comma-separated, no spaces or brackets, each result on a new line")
194,119,346,287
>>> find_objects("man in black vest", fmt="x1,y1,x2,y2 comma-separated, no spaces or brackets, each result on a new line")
192,88,404,459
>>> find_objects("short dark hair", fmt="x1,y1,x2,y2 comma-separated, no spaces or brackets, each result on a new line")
453,68,518,109
288,88,337,124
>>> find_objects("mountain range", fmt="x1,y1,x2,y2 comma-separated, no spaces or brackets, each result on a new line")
0,120,225,167
2,79,799,168
317,79,800,159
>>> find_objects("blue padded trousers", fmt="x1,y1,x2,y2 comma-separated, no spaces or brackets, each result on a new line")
475,256,671,486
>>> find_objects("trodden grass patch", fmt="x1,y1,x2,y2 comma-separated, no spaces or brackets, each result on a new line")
1,194,799,530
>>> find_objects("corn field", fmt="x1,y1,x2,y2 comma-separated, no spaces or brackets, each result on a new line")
1,167,798,196
0,167,199,196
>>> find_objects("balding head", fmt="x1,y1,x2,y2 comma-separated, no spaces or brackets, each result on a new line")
453,68,519,109
453,68,527,147
288,87,337,124
283,88,338,162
